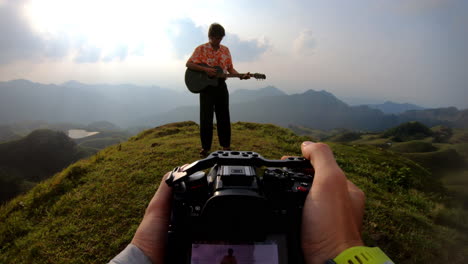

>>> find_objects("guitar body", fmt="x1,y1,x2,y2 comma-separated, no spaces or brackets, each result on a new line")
185,64,224,93
185,63,265,94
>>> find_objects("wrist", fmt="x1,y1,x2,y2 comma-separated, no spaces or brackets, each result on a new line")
303,240,364,264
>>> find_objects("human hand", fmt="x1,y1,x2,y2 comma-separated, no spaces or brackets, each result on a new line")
300,141,365,264
205,67,218,77
131,172,173,263
240,72,251,80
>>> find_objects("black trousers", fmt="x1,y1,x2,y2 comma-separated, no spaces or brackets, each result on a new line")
199,80,231,150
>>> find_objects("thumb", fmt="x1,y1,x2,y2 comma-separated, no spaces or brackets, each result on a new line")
145,172,173,217
301,141,347,188
301,141,339,170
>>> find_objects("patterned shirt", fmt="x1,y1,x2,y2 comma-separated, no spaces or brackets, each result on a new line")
188,43,233,73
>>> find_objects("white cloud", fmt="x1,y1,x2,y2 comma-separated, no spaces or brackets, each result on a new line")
167,18,270,62
103,45,129,62
0,0,131,65
0,1,45,64
224,34,270,62
293,29,316,56
167,18,206,59
74,45,101,64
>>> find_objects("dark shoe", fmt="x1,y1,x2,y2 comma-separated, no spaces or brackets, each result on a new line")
199,149,209,157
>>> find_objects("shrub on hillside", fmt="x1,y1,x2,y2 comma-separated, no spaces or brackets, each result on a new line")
383,121,433,142
432,126,453,143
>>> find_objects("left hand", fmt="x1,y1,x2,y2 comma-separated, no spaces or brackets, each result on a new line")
131,172,173,263
240,72,251,80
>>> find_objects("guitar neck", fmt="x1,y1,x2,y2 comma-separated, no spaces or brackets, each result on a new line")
219,73,248,78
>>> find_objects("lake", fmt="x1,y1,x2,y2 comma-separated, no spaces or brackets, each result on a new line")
68,129,100,139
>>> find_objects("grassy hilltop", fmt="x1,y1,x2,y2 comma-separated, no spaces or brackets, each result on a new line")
0,121,467,263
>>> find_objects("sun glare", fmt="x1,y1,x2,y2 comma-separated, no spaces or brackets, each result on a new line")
26,0,180,59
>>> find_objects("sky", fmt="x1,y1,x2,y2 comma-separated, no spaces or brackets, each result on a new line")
0,0,467,109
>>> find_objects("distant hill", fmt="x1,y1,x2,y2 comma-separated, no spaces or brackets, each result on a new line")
1,79,465,131
85,121,121,131
151,89,468,131
306,121,468,213
383,121,433,142
0,121,466,263
399,107,468,128
73,130,129,153
0,120,85,137
0,122,132,204
0,79,197,127
0,120,132,155
0,125,20,142
0,129,87,203
230,90,396,130
230,85,286,103
149,89,399,130
366,101,425,114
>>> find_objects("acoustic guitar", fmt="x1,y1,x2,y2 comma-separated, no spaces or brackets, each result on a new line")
185,63,266,93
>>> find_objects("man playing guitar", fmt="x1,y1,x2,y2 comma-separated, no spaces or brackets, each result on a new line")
186,23,250,157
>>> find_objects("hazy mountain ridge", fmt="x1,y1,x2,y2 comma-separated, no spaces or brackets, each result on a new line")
0,125,20,142
149,90,397,130
1,80,466,131
230,85,286,103
399,107,468,128
366,101,426,114
85,121,122,132
0,79,197,127
230,90,394,130
151,90,466,131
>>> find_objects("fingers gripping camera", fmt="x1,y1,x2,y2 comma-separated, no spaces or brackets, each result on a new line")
165,151,315,264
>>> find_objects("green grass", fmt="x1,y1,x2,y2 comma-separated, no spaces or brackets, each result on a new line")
450,129,468,144
452,143,468,159
403,149,464,173
0,121,467,263
348,134,390,147
440,169,468,209
77,137,125,150
390,141,437,153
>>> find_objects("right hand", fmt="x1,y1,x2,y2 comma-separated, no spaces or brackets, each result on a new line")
300,141,365,264
204,67,218,77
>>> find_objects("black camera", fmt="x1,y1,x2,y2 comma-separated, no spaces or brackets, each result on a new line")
165,151,314,264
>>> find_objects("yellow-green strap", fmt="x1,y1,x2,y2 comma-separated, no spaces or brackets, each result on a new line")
330,246,394,264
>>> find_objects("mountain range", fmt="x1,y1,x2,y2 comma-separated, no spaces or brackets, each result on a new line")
0,79,196,127
1,80,466,131
367,101,426,114
149,89,467,130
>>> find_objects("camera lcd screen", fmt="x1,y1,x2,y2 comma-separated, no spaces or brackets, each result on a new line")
191,242,279,264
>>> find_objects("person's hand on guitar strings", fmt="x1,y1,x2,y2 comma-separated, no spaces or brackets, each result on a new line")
204,66,218,77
